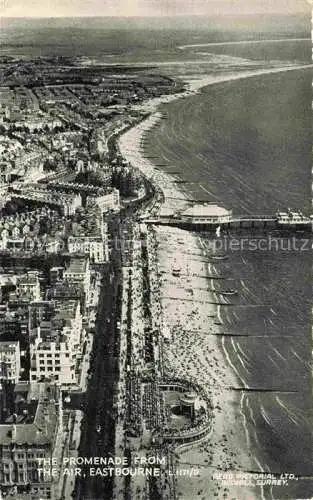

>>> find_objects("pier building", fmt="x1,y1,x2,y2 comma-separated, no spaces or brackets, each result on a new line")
180,203,233,225
144,203,313,232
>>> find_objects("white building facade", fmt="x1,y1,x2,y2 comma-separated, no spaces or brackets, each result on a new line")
0,341,21,382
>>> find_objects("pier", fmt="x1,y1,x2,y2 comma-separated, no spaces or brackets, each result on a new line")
142,204,313,233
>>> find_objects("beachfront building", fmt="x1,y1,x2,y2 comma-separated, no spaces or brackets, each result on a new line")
180,392,197,420
180,203,232,225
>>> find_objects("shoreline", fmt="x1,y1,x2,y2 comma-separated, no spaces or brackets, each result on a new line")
116,65,298,499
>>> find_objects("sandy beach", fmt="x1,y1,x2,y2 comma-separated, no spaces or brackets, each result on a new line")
154,226,260,500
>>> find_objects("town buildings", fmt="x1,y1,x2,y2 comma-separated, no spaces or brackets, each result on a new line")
29,299,84,386
9,185,83,216
0,55,179,500
68,235,108,263
16,272,41,302
0,382,64,499
86,187,120,213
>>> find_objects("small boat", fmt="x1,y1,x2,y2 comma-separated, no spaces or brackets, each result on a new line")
210,254,228,261
216,289,238,296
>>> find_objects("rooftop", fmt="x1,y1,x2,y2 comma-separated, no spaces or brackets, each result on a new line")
0,341,19,351
0,382,59,446
54,299,79,322
65,257,88,275
182,203,231,218
16,274,39,285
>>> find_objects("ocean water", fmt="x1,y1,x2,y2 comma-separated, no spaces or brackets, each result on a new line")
207,242,312,496
218,247,312,500
144,69,312,215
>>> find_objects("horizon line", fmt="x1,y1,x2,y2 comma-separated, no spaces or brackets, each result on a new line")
0,12,310,19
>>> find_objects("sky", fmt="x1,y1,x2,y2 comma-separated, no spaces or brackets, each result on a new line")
0,0,310,18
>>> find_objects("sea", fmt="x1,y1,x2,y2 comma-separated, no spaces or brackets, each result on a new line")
1,14,313,500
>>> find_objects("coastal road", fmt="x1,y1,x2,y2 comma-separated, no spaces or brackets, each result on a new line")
73,126,157,498
74,217,122,500
73,207,147,500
